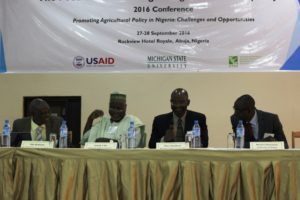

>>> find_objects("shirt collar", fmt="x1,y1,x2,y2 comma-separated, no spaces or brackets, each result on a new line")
31,118,46,130
173,111,187,123
249,110,258,125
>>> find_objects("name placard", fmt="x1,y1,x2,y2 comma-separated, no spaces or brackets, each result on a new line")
84,142,118,149
156,142,189,150
21,141,54,148
250,141,284,150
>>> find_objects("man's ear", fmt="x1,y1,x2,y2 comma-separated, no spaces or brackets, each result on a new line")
187,99,190,106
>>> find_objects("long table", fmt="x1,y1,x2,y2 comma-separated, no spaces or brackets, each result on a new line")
1,148,300,200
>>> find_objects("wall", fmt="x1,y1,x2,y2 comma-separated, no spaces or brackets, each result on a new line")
1,72,300,148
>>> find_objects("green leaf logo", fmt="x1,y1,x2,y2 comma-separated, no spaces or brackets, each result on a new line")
229,56,238,67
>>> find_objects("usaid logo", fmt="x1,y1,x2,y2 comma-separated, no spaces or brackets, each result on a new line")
86,57,115,65
73,56,115,69
73,56,85,69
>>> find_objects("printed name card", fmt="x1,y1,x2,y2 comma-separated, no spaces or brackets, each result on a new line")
21,141,54,148
84,142,118,149
250,141,284,150
156,142,189,149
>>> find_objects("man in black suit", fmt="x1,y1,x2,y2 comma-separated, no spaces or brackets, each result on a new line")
11,98,63,146
231,94,289,149
148,88,208,148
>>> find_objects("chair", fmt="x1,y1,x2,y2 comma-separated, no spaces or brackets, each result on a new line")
138,132,147,148
291,131,300,148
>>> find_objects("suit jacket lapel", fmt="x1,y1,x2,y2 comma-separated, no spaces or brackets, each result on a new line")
256,110,265,140
24,117,32,133
164,112,174,139
184,111,193,133
45,119,52,140
167,112,173,122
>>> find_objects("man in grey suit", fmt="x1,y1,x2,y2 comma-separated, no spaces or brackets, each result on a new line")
11,98,63,146
231,94,288,148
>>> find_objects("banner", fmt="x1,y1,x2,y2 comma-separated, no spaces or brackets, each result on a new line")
0,0,299,72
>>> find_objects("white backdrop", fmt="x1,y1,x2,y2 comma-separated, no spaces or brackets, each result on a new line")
0,0,299,72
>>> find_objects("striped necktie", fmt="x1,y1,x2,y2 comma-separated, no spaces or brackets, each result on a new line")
36,127,43,141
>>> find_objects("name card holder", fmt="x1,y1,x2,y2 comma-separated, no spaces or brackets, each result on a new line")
156,142,189,149
21,141,55,148
250,141,284,150
84,142,118,149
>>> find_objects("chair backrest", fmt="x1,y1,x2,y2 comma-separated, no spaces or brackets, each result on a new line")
138,132,147,148
291,131,300,148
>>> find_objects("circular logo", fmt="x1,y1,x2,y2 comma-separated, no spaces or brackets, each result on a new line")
73,56,85,69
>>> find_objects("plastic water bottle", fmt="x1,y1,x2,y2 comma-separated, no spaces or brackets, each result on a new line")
235,120,245,148
59,120,68,148
1,120,11,147
191,120,201,148
127,121,136,149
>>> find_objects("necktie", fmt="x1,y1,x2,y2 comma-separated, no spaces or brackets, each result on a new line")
36,127,43,141
244,122,255,141
175,119,184,142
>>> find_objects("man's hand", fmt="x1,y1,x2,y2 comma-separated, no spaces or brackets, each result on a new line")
164,124,175,142
262,136,276,141
87,109,104,121
83,109,104,134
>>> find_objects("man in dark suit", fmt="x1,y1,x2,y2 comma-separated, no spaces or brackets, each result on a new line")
148,88,208,148
231,94,288,149
11,98,63,146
